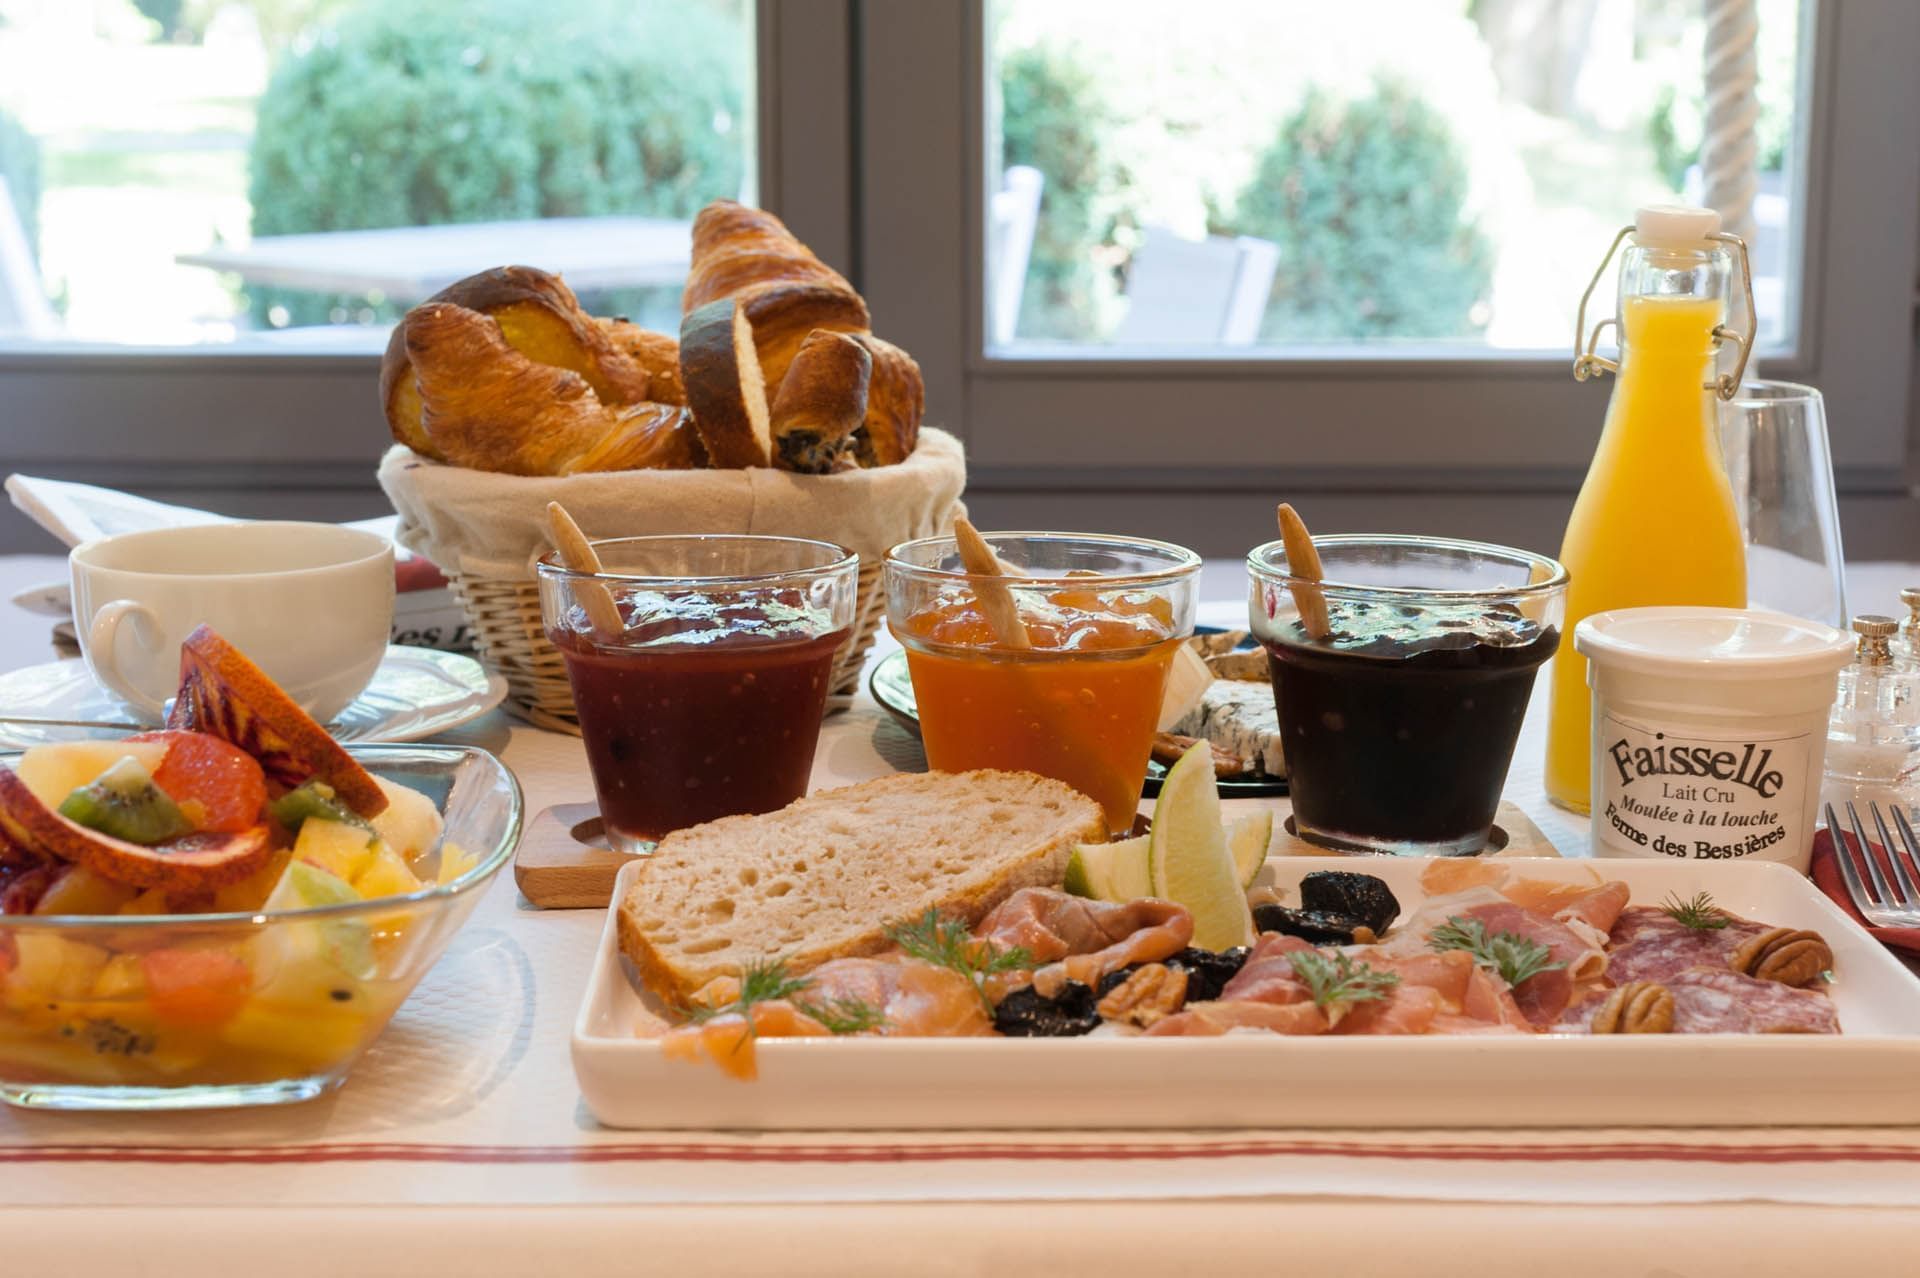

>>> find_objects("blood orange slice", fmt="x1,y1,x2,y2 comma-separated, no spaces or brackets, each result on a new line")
128,730,269,834
0,765,273,894
166,625,388,818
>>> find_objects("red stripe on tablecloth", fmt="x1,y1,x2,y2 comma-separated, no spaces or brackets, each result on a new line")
2,1140,1918,1167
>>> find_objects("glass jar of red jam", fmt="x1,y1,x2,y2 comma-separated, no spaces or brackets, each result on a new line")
537,535,857,853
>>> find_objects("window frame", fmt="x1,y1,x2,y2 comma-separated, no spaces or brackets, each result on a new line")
857,0,1918,519
0,0,856,538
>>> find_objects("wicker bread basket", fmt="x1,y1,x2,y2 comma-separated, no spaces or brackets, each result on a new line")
377,430,967,733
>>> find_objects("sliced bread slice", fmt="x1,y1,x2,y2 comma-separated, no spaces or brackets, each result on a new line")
679,297,772,468
617,769,1107,1007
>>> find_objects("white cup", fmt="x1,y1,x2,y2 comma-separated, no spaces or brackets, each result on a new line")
69,522,395,724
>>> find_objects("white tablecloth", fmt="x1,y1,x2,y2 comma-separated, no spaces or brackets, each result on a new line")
4,555,1920,1273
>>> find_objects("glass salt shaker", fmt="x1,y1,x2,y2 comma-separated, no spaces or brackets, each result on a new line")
1899,587,1920,659
1822,614,1920,816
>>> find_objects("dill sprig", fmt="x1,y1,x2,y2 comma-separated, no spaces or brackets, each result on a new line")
886,907,1032,1014
687,957,812,1027
797,995,889,1036
1285,949,1400,1020
688,958,888,1038
1661,891,1731,932
1428,916,1566,989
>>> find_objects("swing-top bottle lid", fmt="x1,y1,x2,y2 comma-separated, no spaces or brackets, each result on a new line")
1633,204,1722,248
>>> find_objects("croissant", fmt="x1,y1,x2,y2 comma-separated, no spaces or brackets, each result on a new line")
595,317,685,405
850,334,924,466
405,303,698,475
769,330,871,474
682,201,870,392
383,267,659,458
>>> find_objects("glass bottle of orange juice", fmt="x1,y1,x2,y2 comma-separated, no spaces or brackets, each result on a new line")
1545,205,1757,813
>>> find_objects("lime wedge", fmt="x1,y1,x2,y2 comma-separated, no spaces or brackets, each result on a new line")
1107,835,1152,901
1149,744,1255,950
1063,845,1104,899
1227,811,1273,889
1066,835,1151,901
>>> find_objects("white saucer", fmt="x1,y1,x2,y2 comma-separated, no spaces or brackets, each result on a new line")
0,646,508,749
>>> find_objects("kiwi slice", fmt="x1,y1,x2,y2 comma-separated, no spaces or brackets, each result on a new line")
58,755,194,846
269,780,373,834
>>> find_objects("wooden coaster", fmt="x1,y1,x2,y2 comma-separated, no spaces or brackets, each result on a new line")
513,802,641,909
513,794,1561,910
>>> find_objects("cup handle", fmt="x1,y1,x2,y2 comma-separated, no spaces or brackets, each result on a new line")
86,599,171,721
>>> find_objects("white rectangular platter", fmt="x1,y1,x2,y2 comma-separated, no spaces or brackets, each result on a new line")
573,856,1920,1129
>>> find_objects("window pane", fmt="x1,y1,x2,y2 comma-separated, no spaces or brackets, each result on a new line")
986,0,1805,355
0,0,754,348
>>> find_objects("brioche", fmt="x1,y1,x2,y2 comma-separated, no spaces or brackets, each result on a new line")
617,769,1106,1007
381,266,657,458
680,299,773,469
406,303,691,476
770,329,871,473
596,318,685,405
683,201,870,392
850,334,925,466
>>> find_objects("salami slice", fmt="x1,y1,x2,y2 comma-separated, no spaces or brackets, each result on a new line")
1602,905,1771,984
1665,969,1839,1034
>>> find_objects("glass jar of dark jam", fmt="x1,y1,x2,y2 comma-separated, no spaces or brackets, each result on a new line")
1248,535,1568,855
538,535,857,853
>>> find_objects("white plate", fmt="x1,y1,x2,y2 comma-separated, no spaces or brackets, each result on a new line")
573,856,1920,1129
0,646,507,748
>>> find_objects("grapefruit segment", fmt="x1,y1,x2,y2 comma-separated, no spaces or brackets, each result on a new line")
166,625,387,817
0,765,274,894
128,730,269,834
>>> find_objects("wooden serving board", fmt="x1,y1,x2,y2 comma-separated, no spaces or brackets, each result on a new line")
513,794,1559,910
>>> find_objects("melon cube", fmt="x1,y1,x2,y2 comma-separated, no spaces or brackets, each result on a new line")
353,845,423,902
295,818,379,883
33,865,138,916
14,740,170,809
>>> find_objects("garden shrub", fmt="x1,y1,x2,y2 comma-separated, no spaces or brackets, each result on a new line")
1223,79,1494,341
0,106,39,267
998,43,1123,342
247,0,748,327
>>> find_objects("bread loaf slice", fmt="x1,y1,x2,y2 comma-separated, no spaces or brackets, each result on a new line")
680,298,773,468
618,770,1107,1007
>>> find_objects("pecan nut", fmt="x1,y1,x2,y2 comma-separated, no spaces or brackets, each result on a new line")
1096,963,1189,1029
1590,981,1675,1034
1728,927,1832,987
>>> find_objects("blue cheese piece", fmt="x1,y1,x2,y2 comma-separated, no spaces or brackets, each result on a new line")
1173,680,1285,778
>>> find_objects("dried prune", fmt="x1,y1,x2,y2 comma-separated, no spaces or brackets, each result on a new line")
1252,904,1371,945
1095,946,1250,1004
993,982,1100,1037
1297,871,1400,934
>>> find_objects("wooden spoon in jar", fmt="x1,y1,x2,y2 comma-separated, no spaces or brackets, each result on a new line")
546,501,625,636
952,516,1033,648
1275,503,1331,640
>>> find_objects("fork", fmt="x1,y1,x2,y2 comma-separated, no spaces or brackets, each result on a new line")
1826,800,1920,928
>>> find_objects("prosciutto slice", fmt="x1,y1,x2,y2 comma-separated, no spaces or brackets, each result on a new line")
1218,932,1319,1004
975,888,1193,997
1143,999,1328,1036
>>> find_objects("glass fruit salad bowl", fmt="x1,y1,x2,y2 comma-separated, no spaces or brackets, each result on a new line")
0,626,521,1110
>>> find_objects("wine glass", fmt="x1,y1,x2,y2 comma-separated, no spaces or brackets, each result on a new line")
1718,380,1848,627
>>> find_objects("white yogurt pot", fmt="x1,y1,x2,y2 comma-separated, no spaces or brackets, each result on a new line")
1575,607,1852,874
